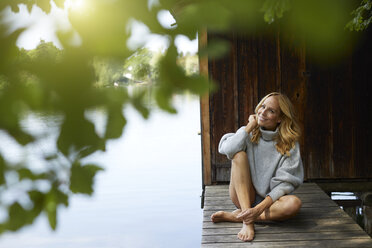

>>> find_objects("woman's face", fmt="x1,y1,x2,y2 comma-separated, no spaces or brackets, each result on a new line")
257,96,281,131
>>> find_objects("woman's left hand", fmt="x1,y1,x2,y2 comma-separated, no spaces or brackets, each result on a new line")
237,207,263,224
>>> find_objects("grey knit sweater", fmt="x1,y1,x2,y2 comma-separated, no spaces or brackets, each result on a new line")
219,126,304,202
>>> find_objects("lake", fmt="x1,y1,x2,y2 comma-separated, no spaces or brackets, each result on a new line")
0,95,203,248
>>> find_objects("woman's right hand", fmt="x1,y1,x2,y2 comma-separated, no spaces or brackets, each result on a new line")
245,114,258,133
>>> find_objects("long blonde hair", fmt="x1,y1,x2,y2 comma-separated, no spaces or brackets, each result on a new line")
251,92,301,156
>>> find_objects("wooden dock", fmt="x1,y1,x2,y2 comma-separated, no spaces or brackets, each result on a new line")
202,183,372,247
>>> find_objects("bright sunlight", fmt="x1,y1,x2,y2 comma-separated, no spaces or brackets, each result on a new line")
65,0,87,12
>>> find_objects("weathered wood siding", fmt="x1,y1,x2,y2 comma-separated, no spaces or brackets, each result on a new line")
202,28,372,183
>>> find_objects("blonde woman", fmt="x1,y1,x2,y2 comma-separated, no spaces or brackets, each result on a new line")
211,92,304,242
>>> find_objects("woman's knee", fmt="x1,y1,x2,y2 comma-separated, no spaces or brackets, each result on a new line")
285,195,302,215
232,151,247,163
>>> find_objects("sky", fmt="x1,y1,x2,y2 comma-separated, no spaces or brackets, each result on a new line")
1,1,198,54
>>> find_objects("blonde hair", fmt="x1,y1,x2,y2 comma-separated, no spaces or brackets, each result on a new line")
251,92,301,156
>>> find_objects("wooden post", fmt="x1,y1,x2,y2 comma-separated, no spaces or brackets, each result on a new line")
199,28,211,186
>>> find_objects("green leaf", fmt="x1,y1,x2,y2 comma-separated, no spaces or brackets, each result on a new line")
155,87,177,114
28,190,45,215
26,2,33,13
6,203,28,231
176,1,232,38
36,0,52,13
45,186,69,230
6,125,35,146
345,0,372,31
57,114,103,156
78,143,106,158
53,0,65,9
54,187,69,207
9,3,20,13
185,75,214,95
0,155,6,184
17,168,48,180
68,1,132,57
198,39,230,59
261,0,291,24
104,107,127,139
44,154,58,161
3,191,47,233
45,194,57,230
70,162,103,195
131,90,150,119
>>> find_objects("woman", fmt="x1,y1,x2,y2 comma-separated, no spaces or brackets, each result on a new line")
211,92,304,242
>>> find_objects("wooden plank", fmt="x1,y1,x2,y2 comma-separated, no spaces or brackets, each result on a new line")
202,223,361,235
201,239,372,248
303,59,334,178
256,29,280,98
332,60,355,178
202,183,372,247
236,34,258,127
352,27,372,178
279,32,307,165
202,230,370,243
208,33,238,182
231,33,239,131
199,28,212,185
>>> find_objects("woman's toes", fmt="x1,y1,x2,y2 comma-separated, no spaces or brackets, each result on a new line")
211,211,223,222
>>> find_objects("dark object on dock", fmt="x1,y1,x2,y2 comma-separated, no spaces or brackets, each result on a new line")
202,183,372,247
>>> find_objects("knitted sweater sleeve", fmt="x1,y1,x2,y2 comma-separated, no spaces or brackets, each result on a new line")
218,126,249,160
267,142,304,202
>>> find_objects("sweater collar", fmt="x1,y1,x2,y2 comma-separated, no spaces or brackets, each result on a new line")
260,127,279,141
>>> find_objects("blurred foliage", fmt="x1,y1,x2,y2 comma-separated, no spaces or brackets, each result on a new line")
94,47,198,87
346,0,372,31
123,47,161,84
261,0,291,24
92,57,124,88
177,52,199,76
0,0,370,234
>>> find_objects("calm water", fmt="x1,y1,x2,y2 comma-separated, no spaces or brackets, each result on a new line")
0,95,203,248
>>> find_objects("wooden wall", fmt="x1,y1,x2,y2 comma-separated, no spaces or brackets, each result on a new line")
200,28,372,184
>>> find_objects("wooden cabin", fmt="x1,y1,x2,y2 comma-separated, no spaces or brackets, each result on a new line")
199,27,372,189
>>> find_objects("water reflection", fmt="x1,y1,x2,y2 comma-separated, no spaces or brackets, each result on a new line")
0,95,203,248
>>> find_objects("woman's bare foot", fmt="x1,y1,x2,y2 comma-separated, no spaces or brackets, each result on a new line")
237,222,255,242
211,209,242,223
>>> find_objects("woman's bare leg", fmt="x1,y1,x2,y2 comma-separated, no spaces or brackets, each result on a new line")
230,151,256,241
256,195,302,221
211,151,256,241
211,209,242,223
228,152,256,209
212,195,302,222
